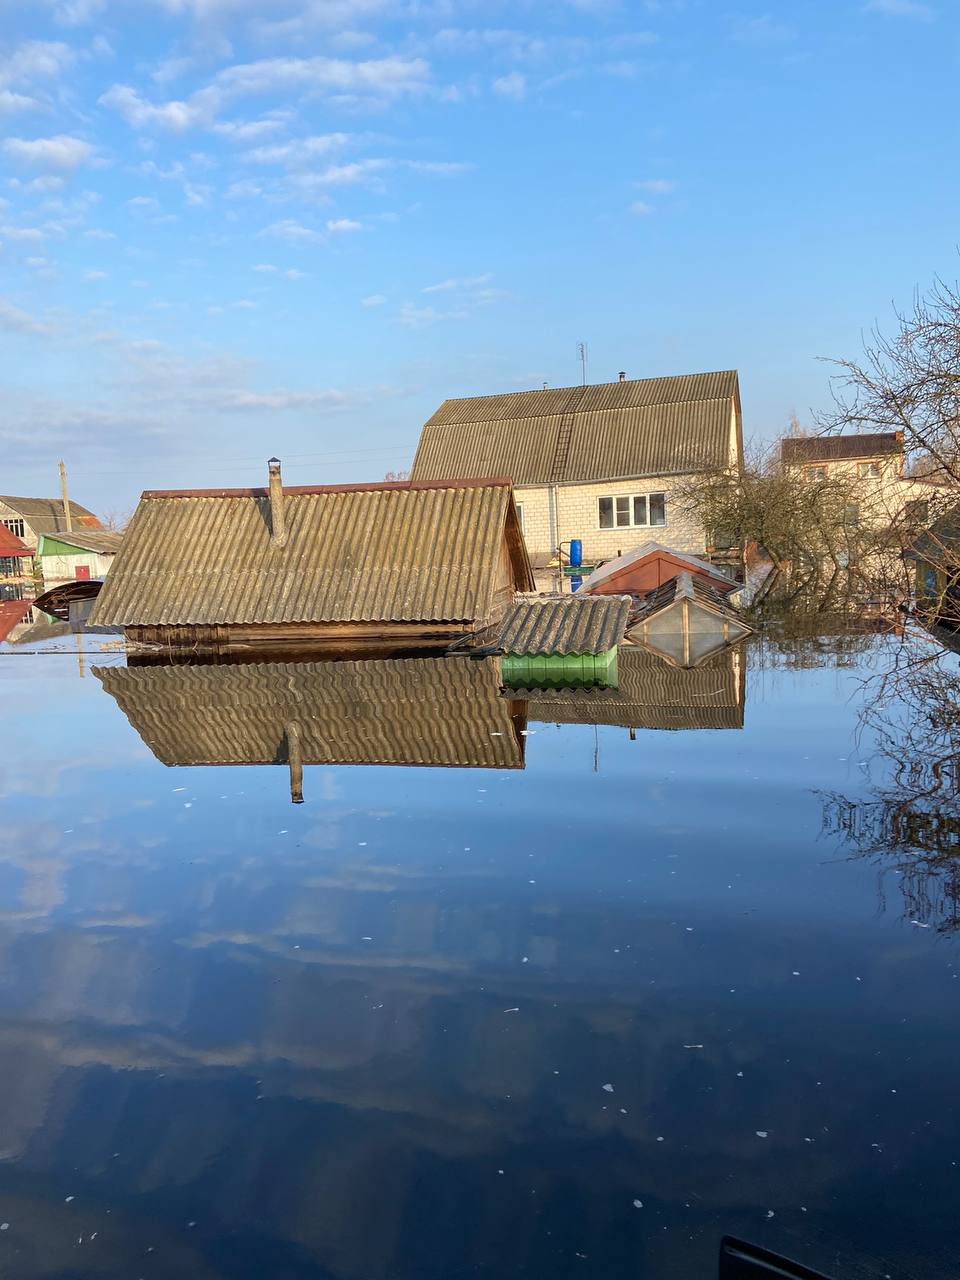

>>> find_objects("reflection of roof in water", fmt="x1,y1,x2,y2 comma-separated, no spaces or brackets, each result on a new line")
522,644,745,730
94,656,527,770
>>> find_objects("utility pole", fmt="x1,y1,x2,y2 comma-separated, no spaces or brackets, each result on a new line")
577,341,588,387
59,460,73,533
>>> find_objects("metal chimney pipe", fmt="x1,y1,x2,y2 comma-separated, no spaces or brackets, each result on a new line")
268,456,286,547
59,460,73,533
618,371,626,383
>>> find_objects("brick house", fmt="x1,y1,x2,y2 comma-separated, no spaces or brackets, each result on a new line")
411,371,743,567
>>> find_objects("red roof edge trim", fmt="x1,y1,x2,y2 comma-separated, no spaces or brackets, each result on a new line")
140,476,516,500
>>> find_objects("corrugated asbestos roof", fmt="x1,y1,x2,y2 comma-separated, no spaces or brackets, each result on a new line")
780,433,903,464
496,593,630,655
0,496,99,533
523,645,744,730
94,656,525,769
411,371,739,486
39,528,123,555
90,479,532,628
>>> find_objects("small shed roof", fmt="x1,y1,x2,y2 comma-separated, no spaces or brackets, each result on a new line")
0,496,100,534
38,529,123,555
780,433,903,465
495,593,630,655
412,370,740,486
94,656,526,770
90,477,532,629
580,542,736,595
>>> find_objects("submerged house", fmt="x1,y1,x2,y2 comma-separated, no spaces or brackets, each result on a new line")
36,528,122,588
89,465,533,651
0,524,35,601
411,370,743,566
95,656,527,799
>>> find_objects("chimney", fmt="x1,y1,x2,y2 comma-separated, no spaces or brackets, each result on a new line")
618,371,626,383
59,459,73,534
268,456,286,547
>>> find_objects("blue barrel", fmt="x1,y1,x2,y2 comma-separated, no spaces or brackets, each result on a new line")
570,538,583,567
570,575,583,593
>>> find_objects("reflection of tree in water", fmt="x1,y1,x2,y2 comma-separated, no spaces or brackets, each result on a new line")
748,564,898,670
820,640,960,932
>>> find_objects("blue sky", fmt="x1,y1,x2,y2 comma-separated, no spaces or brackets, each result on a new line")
0,0,957,515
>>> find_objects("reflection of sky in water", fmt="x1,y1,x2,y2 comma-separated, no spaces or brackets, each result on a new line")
0,645,957,1279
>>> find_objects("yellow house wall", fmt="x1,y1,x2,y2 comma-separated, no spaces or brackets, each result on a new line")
516,477,710,562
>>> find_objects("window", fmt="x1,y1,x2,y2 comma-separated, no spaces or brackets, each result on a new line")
598,492,666,529
515,502,524,531
857,461,882,478
1,518,25,539
804,465,827,481
0,557,21,577
844,504,860,528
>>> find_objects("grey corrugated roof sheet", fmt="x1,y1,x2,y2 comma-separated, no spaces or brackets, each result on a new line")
496,593,630,655
0,496,100,534
90,478,532,628
411,371,740,486
780,433,903,465
523,645,745,730
40,528,122,555
94,656,526,770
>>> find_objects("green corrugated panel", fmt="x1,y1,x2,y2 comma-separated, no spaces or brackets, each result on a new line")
502,648,619,689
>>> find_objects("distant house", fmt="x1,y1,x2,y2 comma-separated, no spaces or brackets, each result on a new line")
411,371,743,565
780,432,905,482
579,541,737,598
0,524,35,601
36,528,122,589
89,465,533,652
0,495,102,549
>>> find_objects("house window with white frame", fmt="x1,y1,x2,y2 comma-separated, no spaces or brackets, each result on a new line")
804,465,828,481
857,461,882,478
598,492,666,530
1,518,25,539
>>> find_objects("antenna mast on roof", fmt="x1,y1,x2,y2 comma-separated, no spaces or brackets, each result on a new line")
577,341,588,387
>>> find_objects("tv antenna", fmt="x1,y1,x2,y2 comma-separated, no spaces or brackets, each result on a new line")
577,341,588,386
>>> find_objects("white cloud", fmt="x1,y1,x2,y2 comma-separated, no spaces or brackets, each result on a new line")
730,14,794,44
405,160,473,175
423,273,492,294
863,0,933,16
0,224,48,241
0,297,52,335
212,113,291,142
326,217,362,233
0,40,74,88
84,269,108,281
99,83,218,130
629,200,653,215
224,178,263,199
0,90,39,113
233,298,257,308
242,132,353,165
362,293,386,307
635,178,675,194
3,134,95,170
83,227,116,239
285,268,306,279
261,218,323,242
398,302,466,329
215,54,430,100
253,262,277,272
492,72,526,100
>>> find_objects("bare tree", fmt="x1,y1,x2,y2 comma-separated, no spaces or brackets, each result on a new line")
383,469,410,482
819,276,960,484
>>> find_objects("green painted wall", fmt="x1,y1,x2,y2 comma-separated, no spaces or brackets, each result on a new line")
37,535,93,557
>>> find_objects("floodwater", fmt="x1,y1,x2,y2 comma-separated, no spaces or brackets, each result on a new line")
0,633,958,1280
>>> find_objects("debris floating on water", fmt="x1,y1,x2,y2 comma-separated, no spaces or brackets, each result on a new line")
633,1199,643,1209
602,1083,614,1093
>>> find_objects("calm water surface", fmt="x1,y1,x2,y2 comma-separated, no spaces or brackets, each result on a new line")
0,638,958,1279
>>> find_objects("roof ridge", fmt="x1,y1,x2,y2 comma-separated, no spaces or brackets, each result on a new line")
141,476,516,500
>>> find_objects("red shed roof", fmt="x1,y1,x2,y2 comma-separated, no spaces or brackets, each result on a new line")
0,525,32,557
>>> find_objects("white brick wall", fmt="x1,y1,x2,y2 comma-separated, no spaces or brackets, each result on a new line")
516,478,709,562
